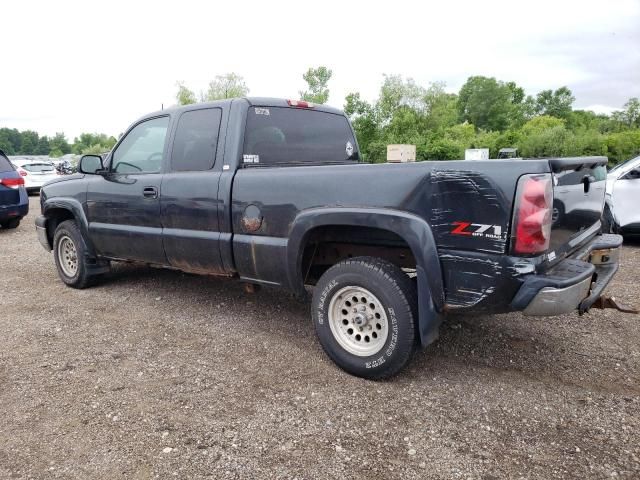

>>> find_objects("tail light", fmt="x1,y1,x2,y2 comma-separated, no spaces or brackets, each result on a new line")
512,174,553,255
17,168,28,177
287,99,315,108
0,177,25,189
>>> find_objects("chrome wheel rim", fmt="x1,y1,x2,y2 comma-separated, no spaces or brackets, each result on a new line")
328,286,389,357
57,235,78,277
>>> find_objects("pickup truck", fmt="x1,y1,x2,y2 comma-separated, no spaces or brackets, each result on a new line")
36,98,623,379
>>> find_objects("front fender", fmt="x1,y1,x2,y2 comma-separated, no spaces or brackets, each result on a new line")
42,197,97,257
287,207,445,346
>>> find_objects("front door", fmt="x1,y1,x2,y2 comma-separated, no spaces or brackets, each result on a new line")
86,116,170,264
160,107,226,274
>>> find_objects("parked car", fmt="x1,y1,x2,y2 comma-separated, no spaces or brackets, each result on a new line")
604,155,640,236
0,150,28,229
10,159,59,194
35,98,623,379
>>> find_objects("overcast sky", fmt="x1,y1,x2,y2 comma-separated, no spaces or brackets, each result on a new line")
1,0,639,140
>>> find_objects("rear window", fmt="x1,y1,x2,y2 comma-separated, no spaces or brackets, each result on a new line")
0,154,14,173
243,107,358,167
21,163,55,173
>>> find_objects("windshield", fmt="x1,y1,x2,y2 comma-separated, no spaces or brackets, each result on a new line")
609,155,640,173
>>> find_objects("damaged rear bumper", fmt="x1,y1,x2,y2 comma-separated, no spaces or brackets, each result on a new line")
511,233,623,316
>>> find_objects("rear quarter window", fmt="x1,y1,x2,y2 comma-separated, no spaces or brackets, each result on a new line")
243,107,358,167
0,154,14,172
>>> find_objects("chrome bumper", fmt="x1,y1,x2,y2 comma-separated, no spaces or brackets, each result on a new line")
512,233,623,317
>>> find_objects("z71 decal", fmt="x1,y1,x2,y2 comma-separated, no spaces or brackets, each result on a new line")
451,221,503,239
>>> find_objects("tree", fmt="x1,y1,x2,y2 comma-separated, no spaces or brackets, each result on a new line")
175,81,197,105
534,87,575,119
423,82,458,130
299,66,332,104
620,97,640,127
49,132,71,156
203,73,249,101
377,75,426,121
72,133,117,154
457,76,514,131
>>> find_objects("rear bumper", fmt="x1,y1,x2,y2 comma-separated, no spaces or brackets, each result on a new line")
511,233,623,316
0,202,28,222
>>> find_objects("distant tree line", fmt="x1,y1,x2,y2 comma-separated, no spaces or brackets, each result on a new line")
4,69,639,165
177,69,639,165
0,129,117,158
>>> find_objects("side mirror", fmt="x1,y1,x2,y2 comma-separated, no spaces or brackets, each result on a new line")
79,155,104,174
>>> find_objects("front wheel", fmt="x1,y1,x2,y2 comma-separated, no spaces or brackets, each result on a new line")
53,220,97,289
312,257,417,380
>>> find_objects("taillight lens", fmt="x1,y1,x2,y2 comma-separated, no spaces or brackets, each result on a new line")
513,174,553,255
0,177,25,189
18,168,28,177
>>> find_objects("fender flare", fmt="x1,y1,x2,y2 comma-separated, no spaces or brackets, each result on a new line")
42,198,97,257
287,207,445,346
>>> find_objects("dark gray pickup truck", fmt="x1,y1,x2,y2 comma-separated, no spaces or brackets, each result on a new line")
36,98,623,379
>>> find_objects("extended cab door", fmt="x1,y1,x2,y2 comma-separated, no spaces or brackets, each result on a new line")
160,106,227,274
86,116,170,264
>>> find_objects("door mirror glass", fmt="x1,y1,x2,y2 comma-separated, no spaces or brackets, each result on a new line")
79,155,104,174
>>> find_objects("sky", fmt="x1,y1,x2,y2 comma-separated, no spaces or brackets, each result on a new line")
1,0,639,141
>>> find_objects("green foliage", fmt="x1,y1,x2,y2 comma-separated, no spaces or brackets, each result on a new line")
49,148,64,158
457,76,515,131
72,133,117,154
204,73,249,101
344,74,639,166
176,81,197,105
300,66,332,104
49,132,71,156
534,87,575,119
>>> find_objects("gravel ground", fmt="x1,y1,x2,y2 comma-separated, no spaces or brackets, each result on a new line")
0,197,638,479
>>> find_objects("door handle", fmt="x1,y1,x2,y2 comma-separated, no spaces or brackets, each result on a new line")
143,186,158,198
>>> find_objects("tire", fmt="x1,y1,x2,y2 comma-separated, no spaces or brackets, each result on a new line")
53,220,96,289
312,257,418,380
1,218,20,229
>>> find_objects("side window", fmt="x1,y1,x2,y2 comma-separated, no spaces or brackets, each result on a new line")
111,116,170,174
171,108,222,171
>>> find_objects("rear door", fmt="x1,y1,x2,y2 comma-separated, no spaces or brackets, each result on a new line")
160,106,227,274
86,116,170,264
549,157,607,252
0,154,22,208
611,157,640,229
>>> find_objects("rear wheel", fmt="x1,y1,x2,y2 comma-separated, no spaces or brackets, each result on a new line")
53,220,97,289
312,257,417,380
0,218,20,229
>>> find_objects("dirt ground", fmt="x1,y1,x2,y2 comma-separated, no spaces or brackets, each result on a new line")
0,197,638,479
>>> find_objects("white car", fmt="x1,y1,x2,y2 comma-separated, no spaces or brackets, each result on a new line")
604,155,640,236
10,159,59,194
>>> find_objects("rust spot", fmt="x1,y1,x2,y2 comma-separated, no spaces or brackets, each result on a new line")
242,216,263,233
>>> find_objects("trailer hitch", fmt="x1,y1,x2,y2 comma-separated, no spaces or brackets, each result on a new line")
592,296,639,314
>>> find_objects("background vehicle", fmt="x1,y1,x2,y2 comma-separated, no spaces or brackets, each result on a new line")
0,150,28,229
604,155,640,236
35,98,622,379
10,158,59,194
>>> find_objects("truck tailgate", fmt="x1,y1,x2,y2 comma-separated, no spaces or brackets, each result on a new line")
549,157,608,254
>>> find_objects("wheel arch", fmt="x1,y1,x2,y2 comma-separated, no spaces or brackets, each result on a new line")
287,207,445,346
42,198,96,255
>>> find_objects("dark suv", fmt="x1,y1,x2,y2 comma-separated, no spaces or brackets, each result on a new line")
0,150,28,229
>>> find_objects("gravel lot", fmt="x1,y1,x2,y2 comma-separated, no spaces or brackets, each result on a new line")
0,197,639,479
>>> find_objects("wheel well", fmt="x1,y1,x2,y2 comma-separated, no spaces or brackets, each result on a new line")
45,208,75,246
300,225,416,285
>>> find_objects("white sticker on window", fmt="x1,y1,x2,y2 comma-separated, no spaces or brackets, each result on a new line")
255,108,270,116
243,154,260,164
